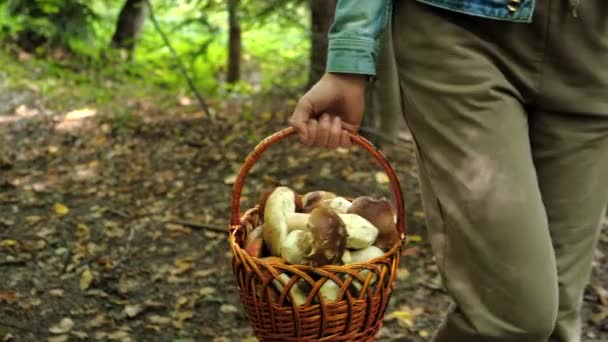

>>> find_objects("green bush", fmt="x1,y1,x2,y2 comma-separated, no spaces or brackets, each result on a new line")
0,0,102,55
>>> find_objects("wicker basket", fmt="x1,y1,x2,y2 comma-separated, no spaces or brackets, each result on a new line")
228,127,407,341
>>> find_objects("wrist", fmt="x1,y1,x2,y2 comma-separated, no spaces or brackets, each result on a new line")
325,72,368,95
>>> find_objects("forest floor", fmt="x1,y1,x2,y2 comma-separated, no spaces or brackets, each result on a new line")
1,52,607,342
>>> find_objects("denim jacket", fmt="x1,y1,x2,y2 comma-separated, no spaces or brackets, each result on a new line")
326,0,580,76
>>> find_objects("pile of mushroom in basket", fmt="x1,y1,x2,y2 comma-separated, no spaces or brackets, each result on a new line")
228,127,406,341
246,186,400,303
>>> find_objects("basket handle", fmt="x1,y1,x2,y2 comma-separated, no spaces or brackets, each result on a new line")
229,126,407,239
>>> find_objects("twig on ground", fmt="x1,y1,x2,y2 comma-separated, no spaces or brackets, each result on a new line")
106,208,131,218
114,225,136,269
166,220,226,233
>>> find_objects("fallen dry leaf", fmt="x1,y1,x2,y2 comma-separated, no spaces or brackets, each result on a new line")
47,335,69,342
375,171,389,184
147,315,171,325
80,268,94,290
49,317,74,334
124,304,144,318
219,304,238,314
0,290,18,304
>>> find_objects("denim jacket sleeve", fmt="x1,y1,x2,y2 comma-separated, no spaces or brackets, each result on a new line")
326,0,391,76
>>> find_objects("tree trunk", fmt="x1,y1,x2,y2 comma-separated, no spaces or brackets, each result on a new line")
309,0,336,87
226,0,241,83
111,0,148,54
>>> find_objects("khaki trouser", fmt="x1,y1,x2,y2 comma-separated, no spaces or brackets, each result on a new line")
391,1,608,341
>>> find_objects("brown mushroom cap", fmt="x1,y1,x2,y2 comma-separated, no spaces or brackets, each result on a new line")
301,191,336,213
347,196,399,250
303,207,347,267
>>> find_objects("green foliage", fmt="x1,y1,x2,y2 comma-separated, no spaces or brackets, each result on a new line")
0,0,102,55
1,0,311,99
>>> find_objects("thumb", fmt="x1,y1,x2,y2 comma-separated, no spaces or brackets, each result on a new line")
288,97,314,143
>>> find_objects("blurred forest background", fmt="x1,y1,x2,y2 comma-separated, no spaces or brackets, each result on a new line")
0,1,605,341
0,0,403,140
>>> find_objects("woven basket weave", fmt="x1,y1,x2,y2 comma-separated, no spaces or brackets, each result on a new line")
228,127,407,341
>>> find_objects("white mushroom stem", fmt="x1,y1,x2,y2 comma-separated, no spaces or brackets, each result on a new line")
341,249,352,264
285,213,310,232
319,280,341,302
280,230,313,264
263,187,296,256
345,246,385,294
339,214,379,249
285,212,378,250
272,274,307,306
349,245,385,263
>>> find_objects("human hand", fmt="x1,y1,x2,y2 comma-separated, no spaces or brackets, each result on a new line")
288,72,367,148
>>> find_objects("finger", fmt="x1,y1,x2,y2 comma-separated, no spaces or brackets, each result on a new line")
315,113,331,148
341,120,360,134
305,119,318,146
327,116,342,149
288,98,313,144
339,129,352,148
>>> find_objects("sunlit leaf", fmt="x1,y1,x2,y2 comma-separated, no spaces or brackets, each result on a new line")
54,203,70,216
48,317,74,334
79,268,94,291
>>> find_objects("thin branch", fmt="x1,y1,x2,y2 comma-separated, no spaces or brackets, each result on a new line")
145,0,214,121
166,220,226,233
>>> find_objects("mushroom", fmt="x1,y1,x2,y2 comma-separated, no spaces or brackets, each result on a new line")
301,190,336,212
264,188,380,257
272,273,308,306
284,212,378,250
319,279,342,302
263,186,297,256
255,257,285,301
281,208,352,266
244,225,264,257
280,230,313,264
349,245,385,264
344,246,385,296
347,196,399,250
339,214,379,249
259,188,303,222
302,207,348,267
341,249,352,264
321,197,352,213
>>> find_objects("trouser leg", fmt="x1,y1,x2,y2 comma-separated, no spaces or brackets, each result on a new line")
530,111,608,342
391,0,608,340
399,75,559,342
393,1,558,341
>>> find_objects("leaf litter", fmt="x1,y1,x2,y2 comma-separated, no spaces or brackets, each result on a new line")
0,82,606,342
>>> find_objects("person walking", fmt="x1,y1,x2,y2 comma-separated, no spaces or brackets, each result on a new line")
288,1,608,341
